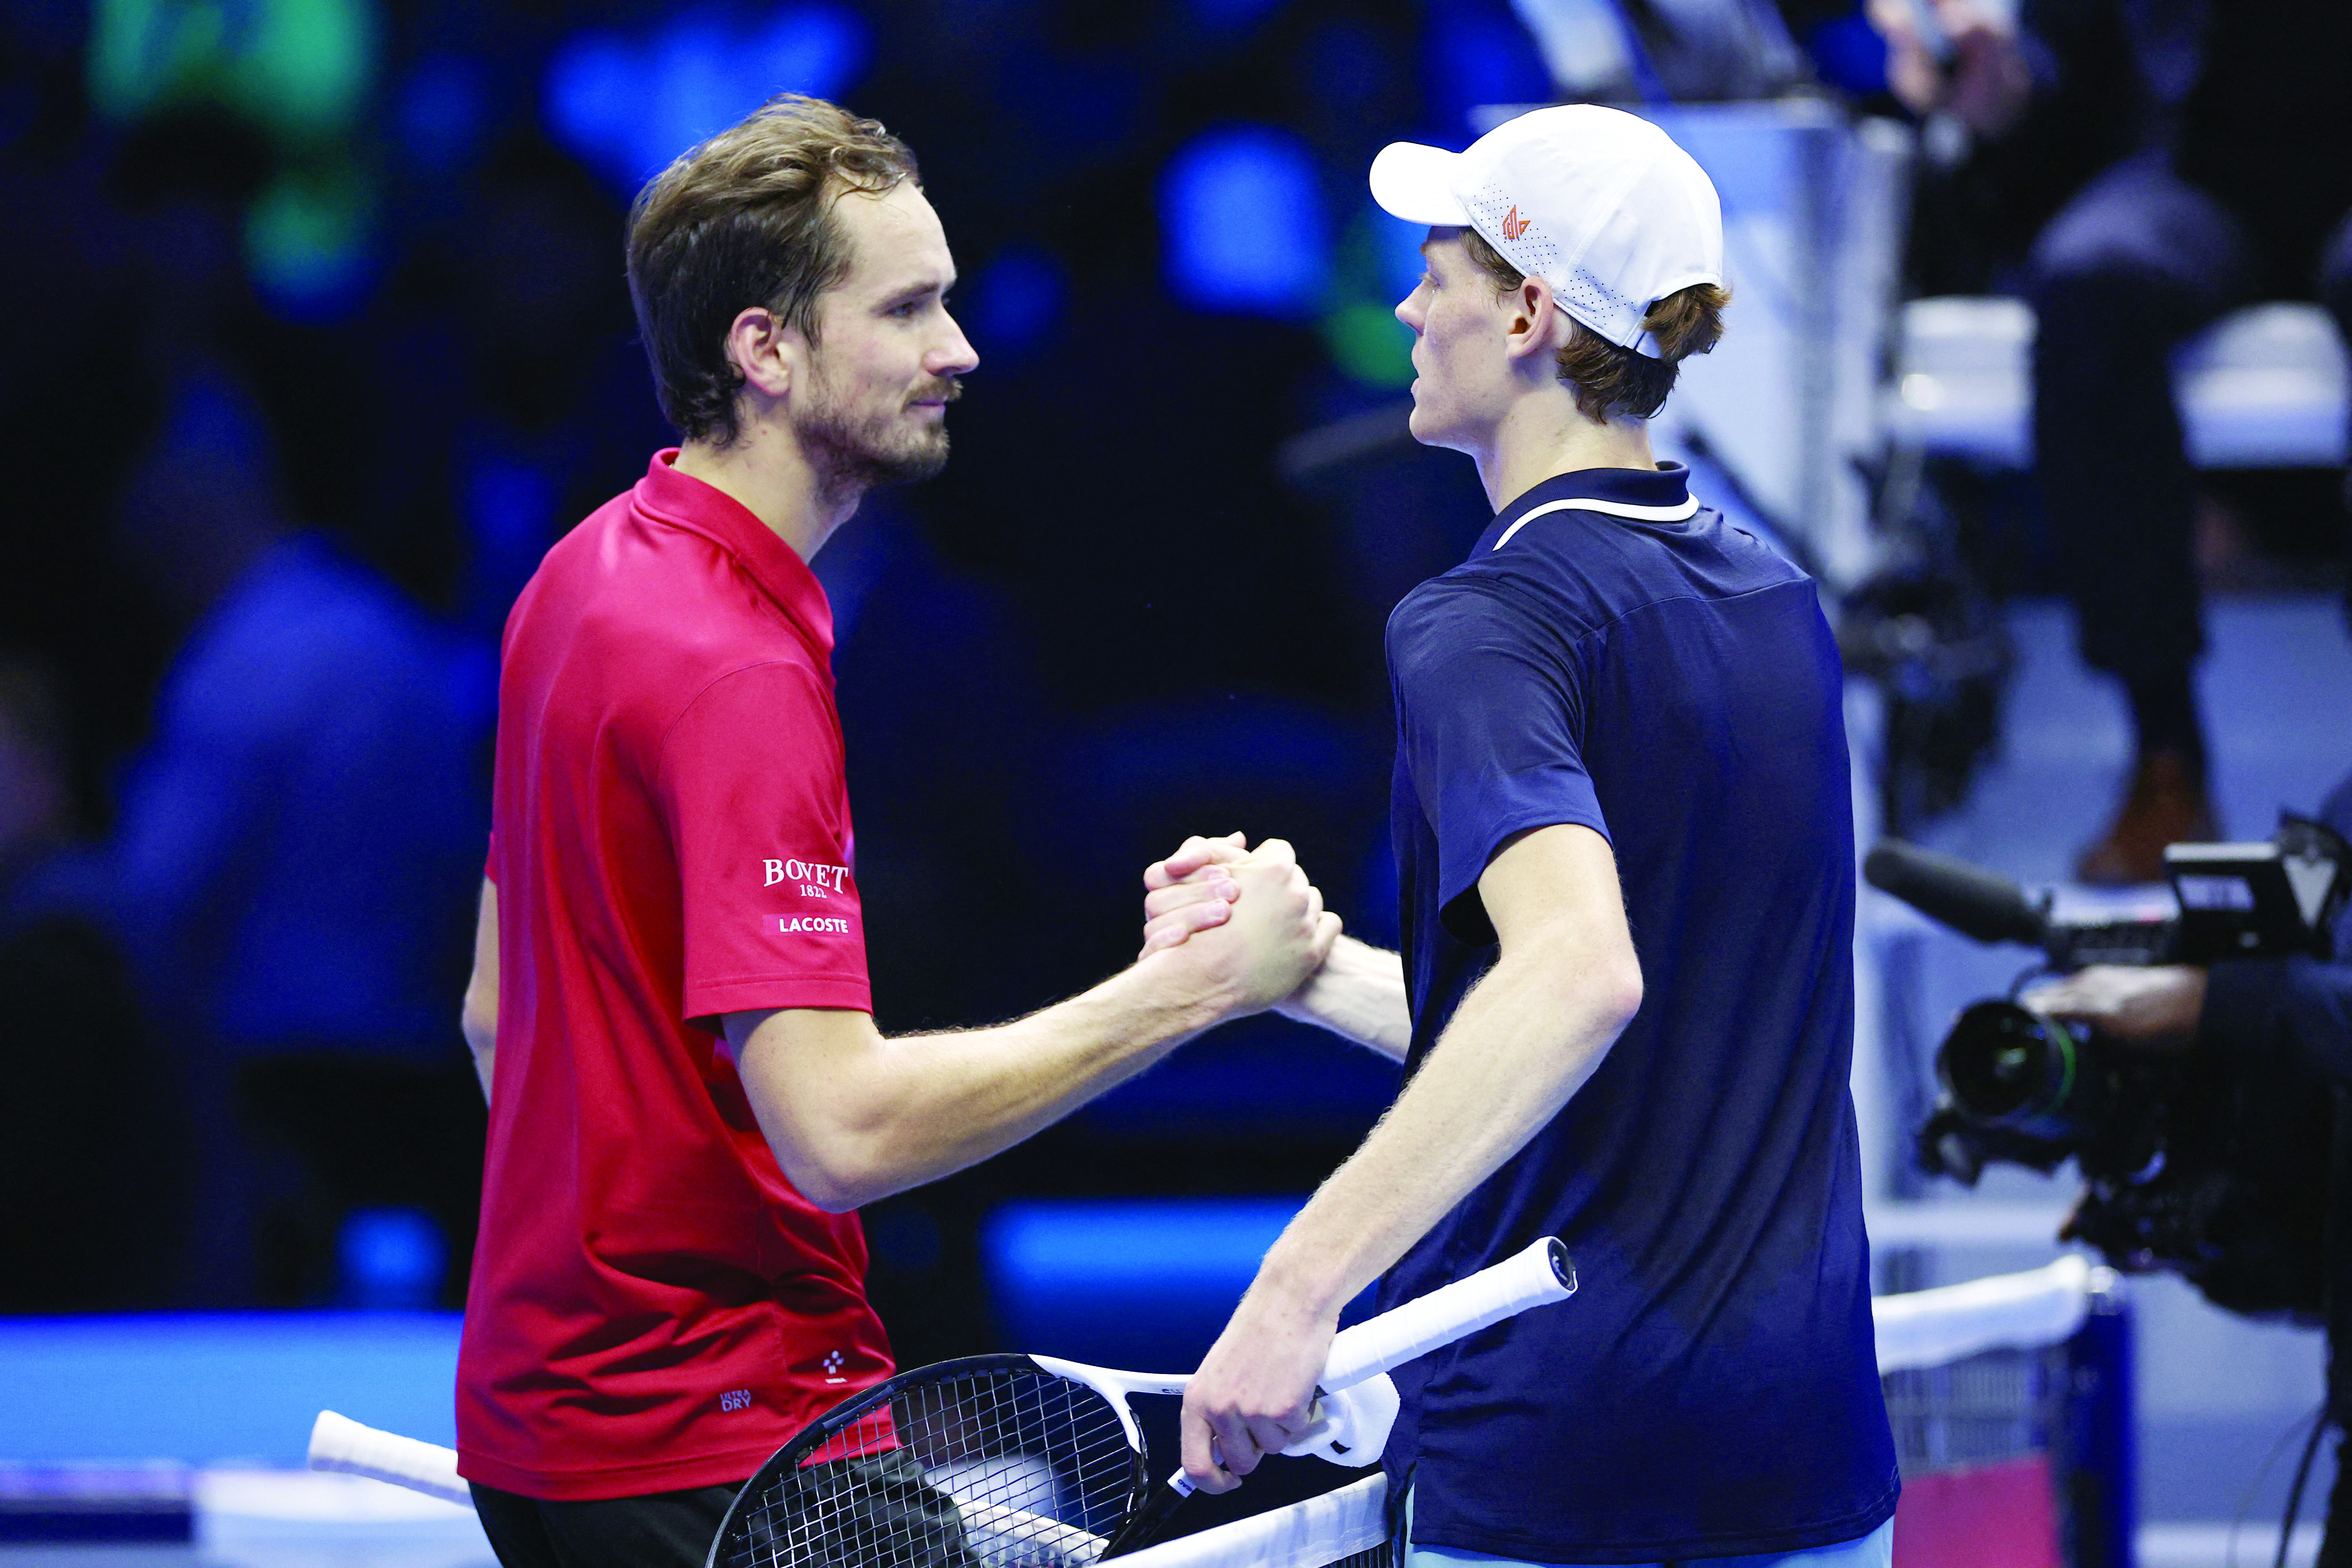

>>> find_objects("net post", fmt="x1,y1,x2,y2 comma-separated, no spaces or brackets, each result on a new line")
2058,1272,2135,1568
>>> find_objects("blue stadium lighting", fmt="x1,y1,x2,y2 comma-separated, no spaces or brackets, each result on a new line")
1160,125,1329,318
394,55,489,174
1422,0,1551,130
1370,197,1427,300
967,245,1067,361
1184,0,1288,33
1807,5,1891,98
987,1198,1305,1295
544,3,870,194
982,1199,1383,1364
338,1208,447,1311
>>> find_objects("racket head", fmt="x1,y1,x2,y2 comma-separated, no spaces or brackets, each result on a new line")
706,1354,1149,1568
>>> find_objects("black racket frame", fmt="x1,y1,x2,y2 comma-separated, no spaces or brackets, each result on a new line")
704,1353,1154,1568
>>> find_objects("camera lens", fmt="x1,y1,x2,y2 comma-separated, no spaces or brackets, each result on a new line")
1939,1000,2082,1129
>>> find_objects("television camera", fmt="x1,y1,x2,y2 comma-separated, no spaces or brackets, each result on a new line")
1865,819,2350,1318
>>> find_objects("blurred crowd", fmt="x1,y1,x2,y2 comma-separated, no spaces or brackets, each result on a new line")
0,0,2345,1341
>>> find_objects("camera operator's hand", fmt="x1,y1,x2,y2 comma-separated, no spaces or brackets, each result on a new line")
2024,965,2208,1050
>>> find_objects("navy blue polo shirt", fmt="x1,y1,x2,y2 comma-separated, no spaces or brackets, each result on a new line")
1376,465,1897,1563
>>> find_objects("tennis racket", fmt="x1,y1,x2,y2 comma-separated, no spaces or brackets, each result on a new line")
704,1234,1575,1568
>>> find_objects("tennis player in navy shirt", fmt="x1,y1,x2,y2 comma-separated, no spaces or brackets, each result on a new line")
1144,106,1898,1564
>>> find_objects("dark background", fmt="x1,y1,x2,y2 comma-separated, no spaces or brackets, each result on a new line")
4,0,2342,1373
0,0,1549,1348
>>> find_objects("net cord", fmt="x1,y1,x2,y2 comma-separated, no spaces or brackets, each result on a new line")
1873,1256,2099,1374
1111,1475,1389,1568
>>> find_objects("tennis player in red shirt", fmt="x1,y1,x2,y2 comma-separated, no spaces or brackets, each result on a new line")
452,94,1338,1568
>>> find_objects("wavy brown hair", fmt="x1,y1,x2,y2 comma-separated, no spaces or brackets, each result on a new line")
626,94,918,447
1462,228,1728,423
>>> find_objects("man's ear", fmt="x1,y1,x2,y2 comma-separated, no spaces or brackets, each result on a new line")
724,305,804,401
1504,276,1571,364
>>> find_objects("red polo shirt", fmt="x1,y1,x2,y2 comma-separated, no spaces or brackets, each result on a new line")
457,451,892,1501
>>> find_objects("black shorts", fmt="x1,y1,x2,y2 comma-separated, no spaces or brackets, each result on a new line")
470,1478,746,1568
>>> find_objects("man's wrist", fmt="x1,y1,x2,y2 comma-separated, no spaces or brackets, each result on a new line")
1256,1228,1360,1323
1127,945,1250,1036
1275,936,1357,1018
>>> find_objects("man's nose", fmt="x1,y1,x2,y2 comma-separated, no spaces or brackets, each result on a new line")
935,312,980,376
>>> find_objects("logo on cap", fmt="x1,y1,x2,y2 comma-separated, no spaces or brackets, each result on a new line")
1500,205,1530,242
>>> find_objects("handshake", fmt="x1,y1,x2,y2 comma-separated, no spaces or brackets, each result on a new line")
1127,832,1387,1040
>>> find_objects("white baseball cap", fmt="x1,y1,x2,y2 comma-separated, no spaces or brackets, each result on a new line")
1369,105,1723,359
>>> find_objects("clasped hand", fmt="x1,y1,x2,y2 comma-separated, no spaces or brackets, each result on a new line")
1135,832,1341,1017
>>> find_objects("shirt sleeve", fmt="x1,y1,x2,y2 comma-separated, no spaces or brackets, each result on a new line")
2201,955,2352,1088
657,661,873,1026
1390,586,1610,947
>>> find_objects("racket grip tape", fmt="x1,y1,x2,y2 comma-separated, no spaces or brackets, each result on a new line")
1318,1237,1574,1392
307,1410,474,1509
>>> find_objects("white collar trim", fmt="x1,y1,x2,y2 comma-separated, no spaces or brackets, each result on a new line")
1493,494,1700,550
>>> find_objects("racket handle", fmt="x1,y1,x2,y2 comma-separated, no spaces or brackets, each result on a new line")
307,1410,474,1509
1318,1236,1574,1392
1280,1373,1399,1465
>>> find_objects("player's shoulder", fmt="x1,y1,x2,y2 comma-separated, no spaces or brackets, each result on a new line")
513,499,826,730
1684,507,1813,591
537,497,807,649
653,656,840,775
1389,525,1613,647
1384,569,1570,693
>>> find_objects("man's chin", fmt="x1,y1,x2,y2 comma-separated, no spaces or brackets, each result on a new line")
1405,402,1449,451
802,418,952,494
861,433,952,490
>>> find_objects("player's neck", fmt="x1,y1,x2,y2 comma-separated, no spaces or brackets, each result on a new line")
1474,397,1657,513
673,420,861,566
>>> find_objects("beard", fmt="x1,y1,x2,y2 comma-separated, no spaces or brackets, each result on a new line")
794,373,960,500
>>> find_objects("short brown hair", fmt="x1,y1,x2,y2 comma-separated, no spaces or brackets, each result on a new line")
1462,228,1728,423
626,94,918,447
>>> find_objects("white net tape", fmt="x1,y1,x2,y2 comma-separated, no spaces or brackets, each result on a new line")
1113,1477,1390,1568
1873,1256,2102,1375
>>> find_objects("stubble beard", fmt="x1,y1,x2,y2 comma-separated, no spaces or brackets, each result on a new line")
795,373,959,506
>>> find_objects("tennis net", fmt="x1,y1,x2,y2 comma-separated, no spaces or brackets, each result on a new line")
1877,1255,2128,1568
1114,1476,1393,1568
1114,1256,2123,1568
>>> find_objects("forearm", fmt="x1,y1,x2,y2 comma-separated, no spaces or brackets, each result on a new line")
1277,935,1411,1060
733,954,1232,1210
875,962,1234,1183
1256,952,1635,1315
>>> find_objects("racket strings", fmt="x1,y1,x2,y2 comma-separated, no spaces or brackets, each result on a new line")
724,1367,1140,1568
